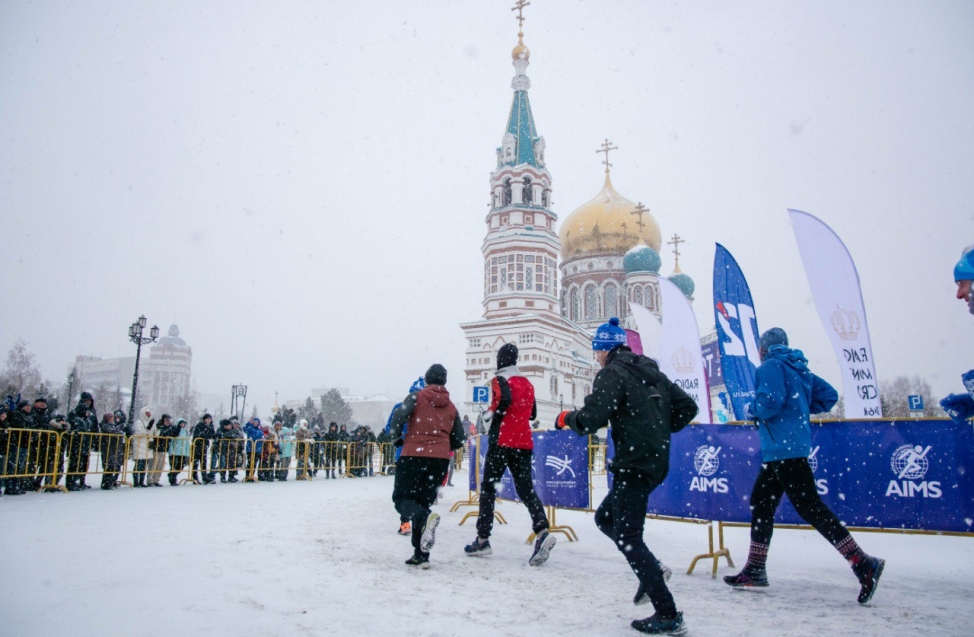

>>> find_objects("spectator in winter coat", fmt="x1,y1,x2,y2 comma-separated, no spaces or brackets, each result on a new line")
130,407,154,487
337,424,350,474
295,420,312,479
168,419,191,486
3,402,32,494
191,414,216,485
33,402,68,488
389,364,466,568
940,245,974,424
27,396,51,490
311,425,324,477
243,418,264,482
323,422,340,479
66,392,98,491
556,318,698,635
275,422,293,481
99,412,129,489
723,328,885,606
147,414,177,487
213,420,238,483
260,426,278,481
464,343,554,565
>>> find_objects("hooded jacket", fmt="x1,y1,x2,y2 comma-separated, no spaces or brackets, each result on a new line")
130,407,154,460
753,344,838,462
389,385,465,460
562,346,698,483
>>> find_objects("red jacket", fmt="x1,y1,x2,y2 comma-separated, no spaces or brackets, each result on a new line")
485,367,536,450
400,385,460,460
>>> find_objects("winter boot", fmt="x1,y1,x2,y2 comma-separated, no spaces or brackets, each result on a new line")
464,537,493,557
528,529,556,566
420,513,440,553
631,611,687,635
405,552,431,569
723,566,769,588
853,556,885,604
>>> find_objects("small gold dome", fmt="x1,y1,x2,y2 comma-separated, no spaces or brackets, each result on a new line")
559,174,662,260
512,32,530,61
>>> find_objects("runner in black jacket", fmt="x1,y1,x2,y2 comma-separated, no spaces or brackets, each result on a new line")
557,318,697,636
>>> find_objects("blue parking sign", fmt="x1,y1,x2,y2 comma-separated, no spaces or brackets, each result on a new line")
908,395,924,411
473,386,490,403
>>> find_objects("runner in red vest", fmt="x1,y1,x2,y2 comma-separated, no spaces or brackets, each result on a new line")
464,343,555,566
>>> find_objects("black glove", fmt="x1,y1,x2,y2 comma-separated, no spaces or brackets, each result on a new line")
394,438,404,448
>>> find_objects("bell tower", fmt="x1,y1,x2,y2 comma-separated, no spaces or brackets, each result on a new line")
481,1,560,320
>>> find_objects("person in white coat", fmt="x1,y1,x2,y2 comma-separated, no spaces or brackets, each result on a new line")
130,407,154,487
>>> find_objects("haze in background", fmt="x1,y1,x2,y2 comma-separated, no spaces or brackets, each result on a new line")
1,1,970,414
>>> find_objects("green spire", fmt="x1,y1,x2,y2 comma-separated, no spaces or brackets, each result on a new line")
504,89,540,167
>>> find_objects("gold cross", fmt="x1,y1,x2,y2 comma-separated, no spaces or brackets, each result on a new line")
512,0,530,29
631,202,649,233
596,138,618,174
668,233,685,268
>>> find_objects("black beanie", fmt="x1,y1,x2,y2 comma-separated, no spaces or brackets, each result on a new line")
424,364,447,386
497,343,519,370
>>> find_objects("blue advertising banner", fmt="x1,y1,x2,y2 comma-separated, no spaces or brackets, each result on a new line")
469,432,590,509
606,421,974,533
712,244,762,420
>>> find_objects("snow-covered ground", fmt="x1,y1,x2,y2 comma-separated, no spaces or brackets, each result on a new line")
1,470,971,637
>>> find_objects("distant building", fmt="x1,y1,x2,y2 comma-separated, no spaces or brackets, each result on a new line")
73,324,193,416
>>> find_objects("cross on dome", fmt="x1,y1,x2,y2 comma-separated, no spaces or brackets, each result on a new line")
631,202,650,233
668,233,685,271
596,138,618,174
512,0,530,29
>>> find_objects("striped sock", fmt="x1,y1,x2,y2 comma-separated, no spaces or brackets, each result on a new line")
835,535,866,566
745,541,769,571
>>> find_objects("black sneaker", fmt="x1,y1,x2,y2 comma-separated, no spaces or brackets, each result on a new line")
405,553,431,569
529,530,556,566
854,556,885,604
631,611,687,635
634,562,673,606
723,566,769,588
464,537,493,557
420,513,440,553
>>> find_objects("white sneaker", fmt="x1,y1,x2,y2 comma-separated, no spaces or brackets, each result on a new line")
420,513,440,553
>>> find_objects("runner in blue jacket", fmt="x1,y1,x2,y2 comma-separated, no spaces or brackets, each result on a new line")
940,245,974,424
724,328,885,605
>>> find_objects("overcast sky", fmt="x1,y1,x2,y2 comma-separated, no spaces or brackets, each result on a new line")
1,1,971,416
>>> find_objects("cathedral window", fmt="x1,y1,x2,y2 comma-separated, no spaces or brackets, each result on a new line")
503,179,512,207
542,191,549,208
584,284,598,321
525,266,534,289
604,282,618,319
570,288,580,321
522,178,533,205
500,267,508,290
634,286,643,306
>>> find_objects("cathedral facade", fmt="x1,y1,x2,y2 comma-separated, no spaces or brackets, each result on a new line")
460,22,695,425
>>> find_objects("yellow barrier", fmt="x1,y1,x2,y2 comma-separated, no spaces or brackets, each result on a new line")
347,441,378,477
61,431,129,490
1,428,66,493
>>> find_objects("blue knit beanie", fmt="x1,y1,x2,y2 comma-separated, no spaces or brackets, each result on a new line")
408,376,426,393
954,245,974,282
592,317,628,351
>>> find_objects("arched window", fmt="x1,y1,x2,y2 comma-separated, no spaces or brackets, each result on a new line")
646,286,657,311
570,288,580,321
584,284,598,321
634,286,643,307
604,282,618,319
522,178,533,205
502,178,512,207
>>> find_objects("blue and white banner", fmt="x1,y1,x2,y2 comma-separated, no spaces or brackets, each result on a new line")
712,244,762,420
606,421,974,533
788,210,882,418
470,432,589,509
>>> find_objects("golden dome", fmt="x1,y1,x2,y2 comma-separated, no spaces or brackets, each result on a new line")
512,32,530,61
559,174,662,260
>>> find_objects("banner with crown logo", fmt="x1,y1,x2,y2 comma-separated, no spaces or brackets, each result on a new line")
631,281,711,423
788,210,882,418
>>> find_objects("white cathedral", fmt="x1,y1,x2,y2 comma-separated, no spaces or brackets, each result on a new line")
460,22,696,425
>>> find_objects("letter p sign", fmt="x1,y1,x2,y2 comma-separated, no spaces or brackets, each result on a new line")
908,395,924,411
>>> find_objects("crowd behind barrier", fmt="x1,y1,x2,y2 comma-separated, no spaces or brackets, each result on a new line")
1,422,469,493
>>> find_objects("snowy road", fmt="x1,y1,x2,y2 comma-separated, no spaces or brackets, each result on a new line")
1,473,971,637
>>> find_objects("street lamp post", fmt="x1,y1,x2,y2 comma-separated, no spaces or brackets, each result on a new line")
231,384,248,422
127,315,160,425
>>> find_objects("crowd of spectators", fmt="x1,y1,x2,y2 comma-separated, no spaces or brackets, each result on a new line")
0,391,416,495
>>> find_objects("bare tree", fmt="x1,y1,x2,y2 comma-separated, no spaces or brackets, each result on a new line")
0,339,44,398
